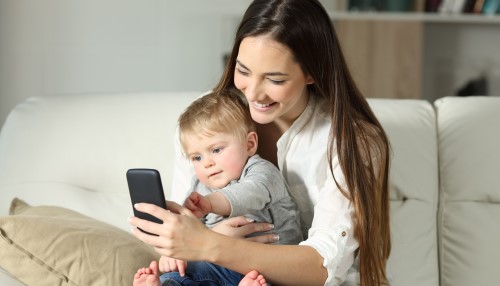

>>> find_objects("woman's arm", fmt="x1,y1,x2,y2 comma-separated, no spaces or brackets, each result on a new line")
217,238,327,286
129,202,327,286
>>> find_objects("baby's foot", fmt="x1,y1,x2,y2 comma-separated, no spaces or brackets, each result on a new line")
239,270,267,286
133,260,162,286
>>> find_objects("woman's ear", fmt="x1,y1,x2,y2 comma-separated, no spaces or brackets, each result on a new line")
306,74,315,85
246,131,258,156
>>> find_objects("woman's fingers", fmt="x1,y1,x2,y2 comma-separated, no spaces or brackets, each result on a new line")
246,233,280,244
225,216,255,227
236,221,274,236
128,204,169,246
240,222,279,244
134,202,172,220
131,201,193,227
129,219,164,246
211,216,276,239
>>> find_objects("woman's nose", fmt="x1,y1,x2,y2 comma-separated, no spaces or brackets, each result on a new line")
244,79,262,102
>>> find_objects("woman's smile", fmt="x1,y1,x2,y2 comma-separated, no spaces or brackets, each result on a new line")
252,101,277,112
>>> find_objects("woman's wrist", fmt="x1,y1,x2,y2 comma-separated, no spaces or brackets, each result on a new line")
204,230,228,264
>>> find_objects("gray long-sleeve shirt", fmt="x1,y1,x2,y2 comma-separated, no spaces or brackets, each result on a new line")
191,154,303,245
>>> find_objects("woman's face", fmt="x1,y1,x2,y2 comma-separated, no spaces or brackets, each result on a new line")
234,36,314,131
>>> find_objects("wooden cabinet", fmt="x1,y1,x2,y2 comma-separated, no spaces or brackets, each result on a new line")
332,13,500,100
335,19,423,99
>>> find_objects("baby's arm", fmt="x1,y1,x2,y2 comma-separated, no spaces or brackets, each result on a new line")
184,191,231,217
158,255,187,277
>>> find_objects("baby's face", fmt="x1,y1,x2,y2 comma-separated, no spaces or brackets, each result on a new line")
184,132,250,189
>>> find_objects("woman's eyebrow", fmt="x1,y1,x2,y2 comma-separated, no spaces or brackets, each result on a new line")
236,60,289,76
236,60,249,70
265,71,288,76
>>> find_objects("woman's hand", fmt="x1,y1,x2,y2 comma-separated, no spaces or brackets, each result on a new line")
129,200,215,261
211,216,279,244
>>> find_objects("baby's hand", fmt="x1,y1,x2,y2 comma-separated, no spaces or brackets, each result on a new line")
183,192,212,218
159,255,187,276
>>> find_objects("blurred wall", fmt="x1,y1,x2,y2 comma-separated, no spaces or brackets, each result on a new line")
2,0,498,128
0,0,251,127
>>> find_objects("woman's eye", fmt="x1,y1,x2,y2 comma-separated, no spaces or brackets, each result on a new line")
213,147,223,154
236,68,249,76
269,79,285,85
191,155,202,162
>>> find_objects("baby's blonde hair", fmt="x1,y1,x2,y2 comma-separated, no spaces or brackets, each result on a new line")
178,89,255,154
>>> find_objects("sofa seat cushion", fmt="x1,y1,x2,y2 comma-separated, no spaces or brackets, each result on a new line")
0,198,158,286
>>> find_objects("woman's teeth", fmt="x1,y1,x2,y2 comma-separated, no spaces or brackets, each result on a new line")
254,102,273,108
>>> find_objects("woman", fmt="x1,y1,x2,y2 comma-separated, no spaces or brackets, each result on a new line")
130,0,391,285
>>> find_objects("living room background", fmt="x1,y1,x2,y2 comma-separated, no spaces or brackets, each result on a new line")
1,0,499,127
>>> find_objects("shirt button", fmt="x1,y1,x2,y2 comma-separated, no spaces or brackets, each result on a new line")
341,231,346,237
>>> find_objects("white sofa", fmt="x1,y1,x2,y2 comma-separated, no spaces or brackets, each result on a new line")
0,92,499,286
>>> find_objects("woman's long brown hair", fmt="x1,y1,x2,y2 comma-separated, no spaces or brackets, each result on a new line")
213,0,391,285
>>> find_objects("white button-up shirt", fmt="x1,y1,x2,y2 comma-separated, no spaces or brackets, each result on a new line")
170,95,359,286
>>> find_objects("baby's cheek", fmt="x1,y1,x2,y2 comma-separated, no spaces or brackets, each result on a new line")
225,159,246,179
193,167,208,184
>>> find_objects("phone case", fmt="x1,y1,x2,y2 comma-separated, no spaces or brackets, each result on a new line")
126,168,167,235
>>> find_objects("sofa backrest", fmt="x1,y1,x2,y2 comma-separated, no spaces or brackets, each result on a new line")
0,92,200,230
370,99,440,286
435,96,500,286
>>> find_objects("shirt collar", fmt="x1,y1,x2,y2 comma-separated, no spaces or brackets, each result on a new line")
276,96,318,169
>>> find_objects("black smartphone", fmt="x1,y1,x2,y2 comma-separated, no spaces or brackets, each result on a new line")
126,168,167,235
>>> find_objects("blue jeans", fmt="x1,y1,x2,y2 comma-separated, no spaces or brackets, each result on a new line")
159,261,244,286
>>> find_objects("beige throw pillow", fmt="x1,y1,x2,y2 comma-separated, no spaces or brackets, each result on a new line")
0,198,158,286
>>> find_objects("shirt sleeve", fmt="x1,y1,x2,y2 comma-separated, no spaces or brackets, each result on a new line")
217,160,282,217
169,126,194,204
299,154,359,286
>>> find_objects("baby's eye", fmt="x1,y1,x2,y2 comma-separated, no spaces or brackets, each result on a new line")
213,147,223,154
191,155,202,162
